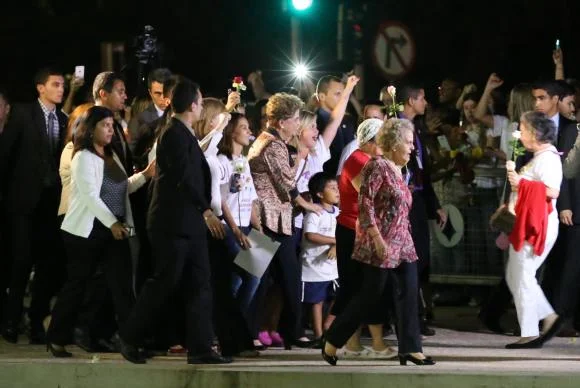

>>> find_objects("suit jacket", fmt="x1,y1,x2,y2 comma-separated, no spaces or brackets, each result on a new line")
110,119,134,176
147,117,212,237
563,128,580,179
128,103,159,153
555,116,580,223
0,100,67,213
407,115,441,220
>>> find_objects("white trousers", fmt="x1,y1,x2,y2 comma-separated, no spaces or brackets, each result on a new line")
506,214,559,337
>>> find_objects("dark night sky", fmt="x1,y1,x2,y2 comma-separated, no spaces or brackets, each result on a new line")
0,0,578,103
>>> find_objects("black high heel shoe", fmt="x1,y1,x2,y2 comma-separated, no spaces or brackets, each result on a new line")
47,343,73,358
398,353,435,366
321,339,338,366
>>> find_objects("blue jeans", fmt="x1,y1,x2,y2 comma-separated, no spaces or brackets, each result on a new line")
227,225,261,314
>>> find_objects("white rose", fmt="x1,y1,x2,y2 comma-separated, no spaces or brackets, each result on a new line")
512,130,522,140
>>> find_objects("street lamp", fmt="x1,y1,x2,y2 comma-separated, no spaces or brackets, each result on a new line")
291,0,313,11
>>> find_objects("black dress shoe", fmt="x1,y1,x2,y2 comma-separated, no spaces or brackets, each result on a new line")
94,338,118,353
73,328,95,353
398,353,436,365
289,338,315,349
118,336,147,364
47,343,73,358
505,337,543,349
187,350,233,364
1,326,18,344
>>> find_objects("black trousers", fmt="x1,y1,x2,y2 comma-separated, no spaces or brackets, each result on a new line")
542,224,569,304
410,192,431,318
331,224,391,324
326,261,422,354
120,230,214,355
208,235,254,356
130,185,153,293
553,225,580,320
3,187,66,330
262,228,302,342
47,221,134,346
0,202,12,322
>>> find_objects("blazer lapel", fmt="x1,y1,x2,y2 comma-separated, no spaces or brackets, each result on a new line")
32,101,49,147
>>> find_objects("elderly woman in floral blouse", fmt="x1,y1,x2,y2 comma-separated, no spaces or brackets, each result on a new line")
248,93,321,349
322,118,435,366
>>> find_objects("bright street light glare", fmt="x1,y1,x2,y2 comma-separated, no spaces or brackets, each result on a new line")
294,63,309,79
291,0,313,11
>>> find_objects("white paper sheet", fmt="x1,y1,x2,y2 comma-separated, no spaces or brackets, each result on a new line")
233,229,281,278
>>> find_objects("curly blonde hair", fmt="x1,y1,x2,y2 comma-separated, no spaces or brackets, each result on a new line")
266,93,304,126
376,118,414,153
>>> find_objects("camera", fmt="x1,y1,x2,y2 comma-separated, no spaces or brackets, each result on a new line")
134,25,158,64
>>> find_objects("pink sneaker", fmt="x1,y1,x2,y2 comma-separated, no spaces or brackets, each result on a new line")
269,331,284,347
258,331,272,346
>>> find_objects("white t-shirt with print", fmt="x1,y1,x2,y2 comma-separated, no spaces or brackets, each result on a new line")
218,154,258,228
294,137,331,229
301,206,339,282
485,115,511,159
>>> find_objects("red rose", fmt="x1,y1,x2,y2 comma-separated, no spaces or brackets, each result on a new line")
233,76,243,84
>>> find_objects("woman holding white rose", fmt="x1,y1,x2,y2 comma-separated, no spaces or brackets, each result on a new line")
503,111,561,348
217,113,262,317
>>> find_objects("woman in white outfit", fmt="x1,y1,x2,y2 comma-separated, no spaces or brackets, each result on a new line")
504,111,561,348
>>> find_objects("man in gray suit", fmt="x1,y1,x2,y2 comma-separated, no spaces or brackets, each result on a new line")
128,68,172,152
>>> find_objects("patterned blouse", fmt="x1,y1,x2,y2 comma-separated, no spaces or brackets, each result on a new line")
248,130,299,236
353,157,418,268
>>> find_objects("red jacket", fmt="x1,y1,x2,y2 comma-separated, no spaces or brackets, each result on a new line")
509,179,553,256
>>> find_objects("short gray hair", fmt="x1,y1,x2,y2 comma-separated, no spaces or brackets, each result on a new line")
376,118,414,152
520,111,557,144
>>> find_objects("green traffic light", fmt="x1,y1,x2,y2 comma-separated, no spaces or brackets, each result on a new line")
291,0,313,11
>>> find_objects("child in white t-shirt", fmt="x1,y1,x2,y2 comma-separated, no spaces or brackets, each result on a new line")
301,172,340,342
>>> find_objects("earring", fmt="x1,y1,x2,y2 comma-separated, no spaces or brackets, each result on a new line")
392,148,397,151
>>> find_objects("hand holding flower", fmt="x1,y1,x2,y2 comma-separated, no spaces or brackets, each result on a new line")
507,170,521,191
226,91,241,111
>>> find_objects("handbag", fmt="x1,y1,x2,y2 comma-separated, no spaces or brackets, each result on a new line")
490,205,515,235
489,176,515,235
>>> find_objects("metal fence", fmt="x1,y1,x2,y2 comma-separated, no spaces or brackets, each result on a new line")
429,167,507,285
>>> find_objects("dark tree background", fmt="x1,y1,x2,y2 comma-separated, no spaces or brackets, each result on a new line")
0,0,577,103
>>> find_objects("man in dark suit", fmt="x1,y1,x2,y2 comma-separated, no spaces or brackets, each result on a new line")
0,68,68,344
400,85,447,336
533,81,580,341
128,68,172,154
118,78,230,364
92,72,133,174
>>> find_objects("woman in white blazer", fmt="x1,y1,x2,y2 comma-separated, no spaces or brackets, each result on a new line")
46,106,155,357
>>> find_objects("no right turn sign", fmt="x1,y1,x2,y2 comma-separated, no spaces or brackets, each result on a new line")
372,21,416,79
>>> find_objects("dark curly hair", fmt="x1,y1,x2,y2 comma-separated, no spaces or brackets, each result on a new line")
73,106,115,157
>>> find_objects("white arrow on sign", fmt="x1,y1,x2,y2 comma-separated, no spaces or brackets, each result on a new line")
373,21,416,79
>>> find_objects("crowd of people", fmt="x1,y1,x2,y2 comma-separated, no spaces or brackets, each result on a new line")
1,45,580,366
